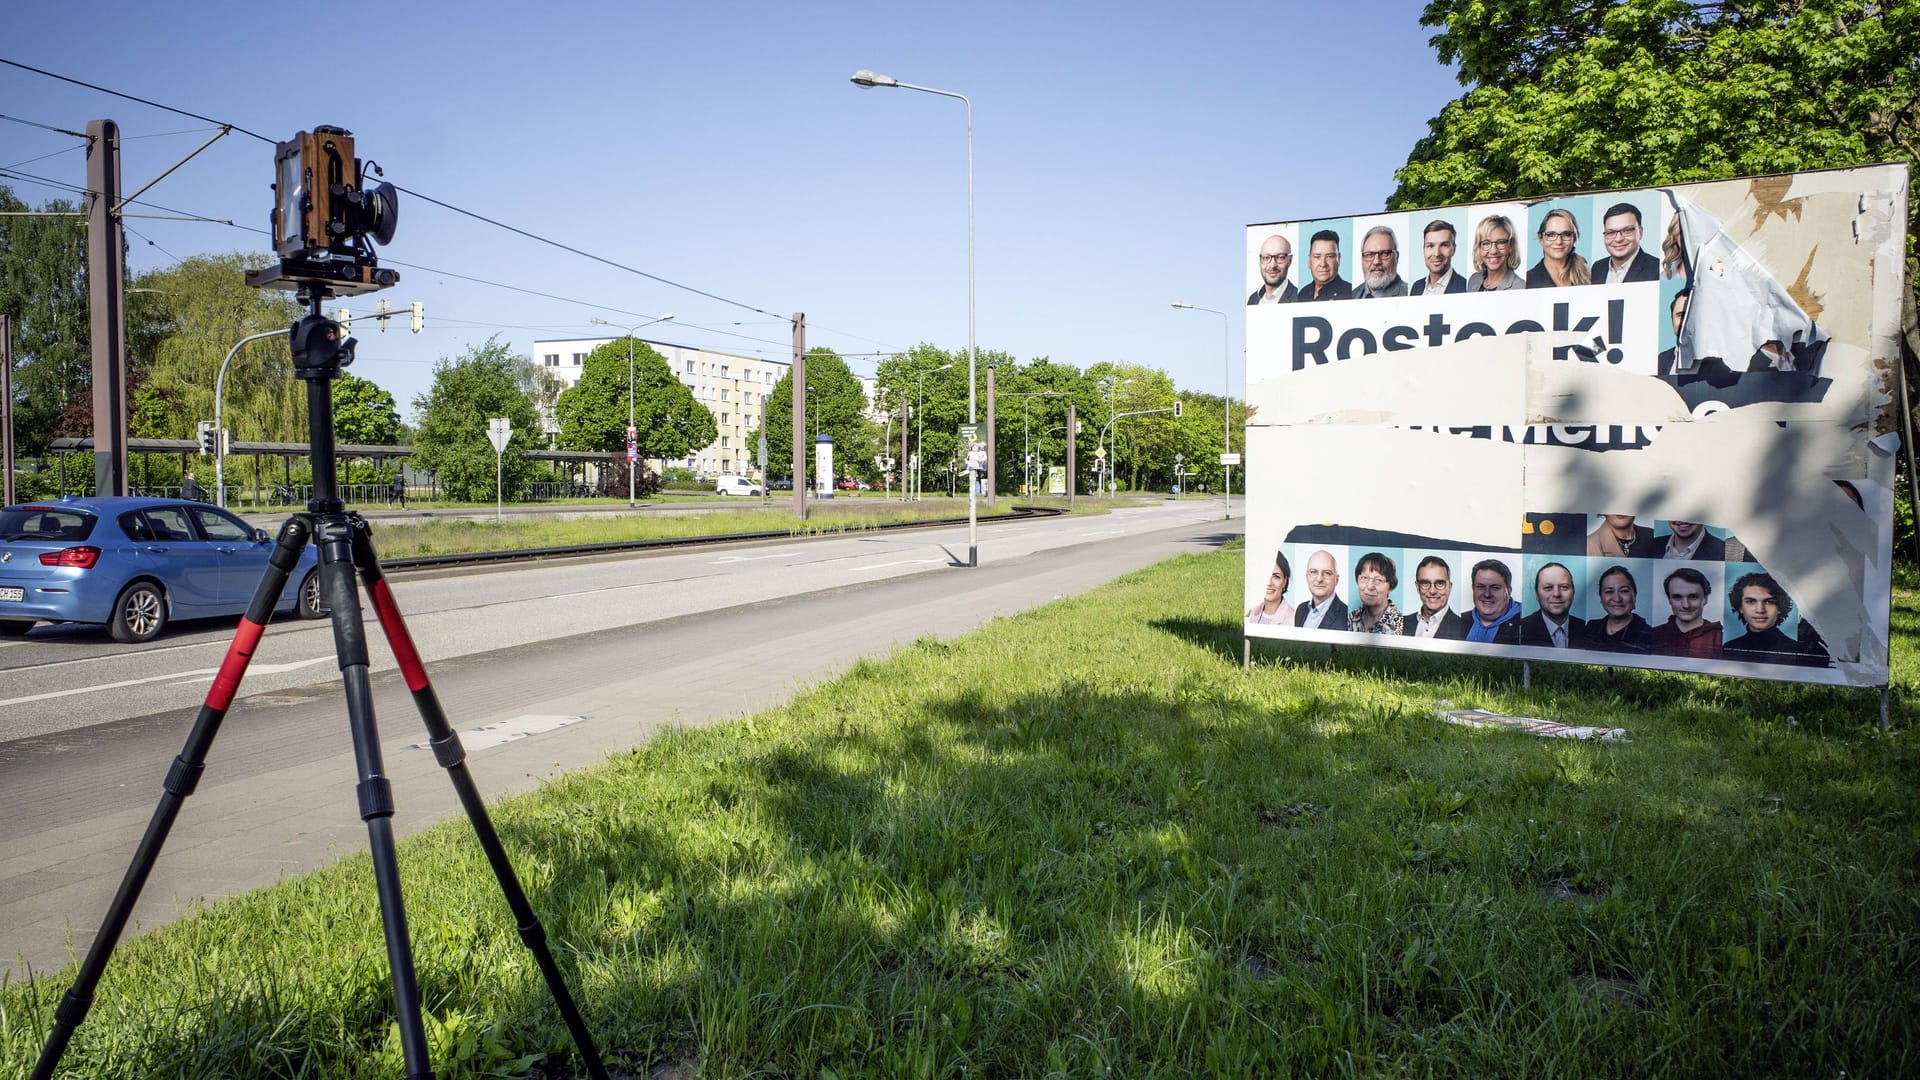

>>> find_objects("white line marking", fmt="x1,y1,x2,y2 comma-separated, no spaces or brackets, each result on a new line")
850,558,948,572
0,655,333,708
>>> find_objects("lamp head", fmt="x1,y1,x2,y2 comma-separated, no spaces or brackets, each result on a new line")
851,69,899,89
1171,301,1193,309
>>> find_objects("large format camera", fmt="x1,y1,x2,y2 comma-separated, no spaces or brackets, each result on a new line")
246,125,400,296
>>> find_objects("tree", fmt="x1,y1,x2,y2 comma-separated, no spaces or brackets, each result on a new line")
134,253,307,443
0,188,91,453
331,373,402,445
763,348,874,481
411,338,542,501
554,338,715,461
873,345,974,491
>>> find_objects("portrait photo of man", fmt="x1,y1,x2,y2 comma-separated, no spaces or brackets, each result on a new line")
1295,548,1350,630
1409,219,1465,296
1519,561,1584,649
1248,234,1296,305
1723,572,1829,667
1402,555,1467,640
1656,520,1726,561
1593,202,1661,284
1653,566,1722,658
1464,558,1522,644
1295,229,1354,302
1352,225,1407,298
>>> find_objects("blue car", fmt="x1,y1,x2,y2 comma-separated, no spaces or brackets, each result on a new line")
0,496,325,642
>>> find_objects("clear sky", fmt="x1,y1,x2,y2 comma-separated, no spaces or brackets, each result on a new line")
1,1,1460,418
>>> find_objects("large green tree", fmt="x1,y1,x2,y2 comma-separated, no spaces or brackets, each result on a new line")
0,189,91,452
763,348,875,482
331,373,402,445
554,338,715,461
411,338,542,501
134,253,306,443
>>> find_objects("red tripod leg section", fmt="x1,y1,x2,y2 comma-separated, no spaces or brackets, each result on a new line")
206,618,267,712
366,579,428,692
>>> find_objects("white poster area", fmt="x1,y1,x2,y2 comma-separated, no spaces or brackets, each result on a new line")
1240,168,1909,689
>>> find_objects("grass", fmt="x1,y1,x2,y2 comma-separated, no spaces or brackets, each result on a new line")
4,545,1915,1077
358,497,1098,559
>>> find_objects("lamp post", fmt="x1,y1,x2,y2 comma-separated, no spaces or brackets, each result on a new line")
214,328,290,508
1172,302,1232,519
1098,376,1132,496
852,68,977,563
912,362,952,501
591,314,674,507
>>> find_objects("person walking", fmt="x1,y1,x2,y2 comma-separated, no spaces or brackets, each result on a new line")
180,472,204,502
388,472,407,509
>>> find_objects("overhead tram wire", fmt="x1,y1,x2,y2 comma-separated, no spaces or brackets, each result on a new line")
0,112,89,139
0,56,910,356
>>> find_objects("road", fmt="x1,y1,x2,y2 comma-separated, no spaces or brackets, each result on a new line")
0,499,1242,979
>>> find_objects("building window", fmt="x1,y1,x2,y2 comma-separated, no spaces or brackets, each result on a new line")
720,365,729,378
720,389,729,402
686,359,695,373
720,436,730,448
720,413,729,425
572,352,586,366
722,459,731,471
543,353,559,367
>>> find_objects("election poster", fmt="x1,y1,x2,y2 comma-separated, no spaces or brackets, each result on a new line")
1242,165,1909,687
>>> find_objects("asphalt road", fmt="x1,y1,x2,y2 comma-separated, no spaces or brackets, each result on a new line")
0,499,1242,979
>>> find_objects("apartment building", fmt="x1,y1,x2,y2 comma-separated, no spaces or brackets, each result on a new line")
530,337,788,477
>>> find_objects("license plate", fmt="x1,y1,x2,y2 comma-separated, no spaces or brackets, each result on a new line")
0,587,23,602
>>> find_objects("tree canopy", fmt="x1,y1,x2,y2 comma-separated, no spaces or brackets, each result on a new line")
1,188,94,452
554,338,716,461
411,338,543,501
763,348,875,480
132,253,307,443
331,373,403,445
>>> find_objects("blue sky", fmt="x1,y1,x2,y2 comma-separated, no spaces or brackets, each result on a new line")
1,1,1460,418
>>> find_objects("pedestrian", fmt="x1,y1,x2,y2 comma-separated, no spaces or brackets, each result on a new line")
389,472,406,509
181,472,204,502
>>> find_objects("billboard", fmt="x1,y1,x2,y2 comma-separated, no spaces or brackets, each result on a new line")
1243,166,1910,687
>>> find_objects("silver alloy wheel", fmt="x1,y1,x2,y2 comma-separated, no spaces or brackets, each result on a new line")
111,582,167,642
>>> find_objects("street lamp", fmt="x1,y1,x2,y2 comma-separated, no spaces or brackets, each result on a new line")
213,328,290,508
852,68,978,563
1098,376,1132,496
913,362,952,501
591,314,674,507
1172,302,1232,520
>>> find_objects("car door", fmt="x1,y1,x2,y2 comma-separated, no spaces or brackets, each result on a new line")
189,505,270,608
124,505,225,617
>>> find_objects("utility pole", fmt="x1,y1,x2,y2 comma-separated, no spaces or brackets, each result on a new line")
984,364,997,502
87,120,129,497
791,314,806,519
1066,402,1077,504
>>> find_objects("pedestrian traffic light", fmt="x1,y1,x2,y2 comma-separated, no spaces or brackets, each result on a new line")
410,300,423,334
197,421,216,456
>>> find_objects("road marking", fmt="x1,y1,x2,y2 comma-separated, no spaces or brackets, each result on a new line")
0,655,334,708
1079,529,1122,537
850,558,948,572
409,713,584,754
709,552,795,564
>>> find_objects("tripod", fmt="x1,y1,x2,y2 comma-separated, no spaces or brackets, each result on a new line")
32,286,609,1080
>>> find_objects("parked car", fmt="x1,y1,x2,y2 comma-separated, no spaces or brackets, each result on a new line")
769,477,794,491
0,496,325,643
835,478,860,491
714,476,765,497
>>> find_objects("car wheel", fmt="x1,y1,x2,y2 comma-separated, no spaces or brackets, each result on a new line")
297,569,326,619
0,620,34,637
109,581,167,643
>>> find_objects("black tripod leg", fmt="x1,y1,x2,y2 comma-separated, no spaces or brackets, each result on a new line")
32,517,313,1080
354,520,611,1080
310,514,435,1079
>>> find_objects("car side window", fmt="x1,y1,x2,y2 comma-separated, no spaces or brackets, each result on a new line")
119,512,156,542
191,506,251,542
142,506,198,542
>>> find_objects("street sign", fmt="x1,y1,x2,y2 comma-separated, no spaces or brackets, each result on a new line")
626,424,637,440
1219,452,1241,466
626,441,637,463
486,417,512,454
958,423,980,443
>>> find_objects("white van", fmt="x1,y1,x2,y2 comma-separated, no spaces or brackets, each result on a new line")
714,476,764,497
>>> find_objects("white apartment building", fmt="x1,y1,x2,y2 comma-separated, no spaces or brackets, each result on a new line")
531,337,788,477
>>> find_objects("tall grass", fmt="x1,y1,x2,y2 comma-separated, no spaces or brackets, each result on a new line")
4,548,1914,1077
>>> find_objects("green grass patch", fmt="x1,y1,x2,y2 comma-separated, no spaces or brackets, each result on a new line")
362,498,1099,558
8,547,1913,1077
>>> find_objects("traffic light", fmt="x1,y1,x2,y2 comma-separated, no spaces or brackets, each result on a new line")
410,300,423,334
374,298,391,331
1173,400,1183,418
333,306,351,335
197,421,216,456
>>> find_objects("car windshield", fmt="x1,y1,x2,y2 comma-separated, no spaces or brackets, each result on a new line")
0,507,98,542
